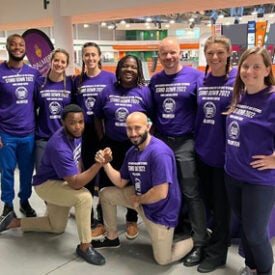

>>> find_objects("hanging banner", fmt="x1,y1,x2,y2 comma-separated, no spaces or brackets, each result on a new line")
22,29,54,76
247,21,256,49
255,21,267,47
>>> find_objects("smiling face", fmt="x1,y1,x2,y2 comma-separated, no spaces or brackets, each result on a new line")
240,53,270,93
158,37,182,75
6,35,26,62
82,45,101,71
50,52,68,75
205,42,231,76
118,56,138,88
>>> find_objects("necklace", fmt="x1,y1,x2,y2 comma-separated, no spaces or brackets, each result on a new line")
6,62,23,75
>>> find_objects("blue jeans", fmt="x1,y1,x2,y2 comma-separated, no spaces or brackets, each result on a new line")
225,174,275,275
0,132,35,207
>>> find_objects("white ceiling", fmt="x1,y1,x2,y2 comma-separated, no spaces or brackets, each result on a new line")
0,0,273,30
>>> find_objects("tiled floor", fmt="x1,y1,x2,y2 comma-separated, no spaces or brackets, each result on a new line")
0,170,274,275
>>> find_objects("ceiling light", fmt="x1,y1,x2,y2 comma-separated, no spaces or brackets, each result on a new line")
83,24,89,28
120,20,126,25
146,17,152,22
100,22,107,27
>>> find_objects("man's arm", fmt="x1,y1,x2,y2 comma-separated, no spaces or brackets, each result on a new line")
64,162,102,190
131,183,169,208
103,162,129,188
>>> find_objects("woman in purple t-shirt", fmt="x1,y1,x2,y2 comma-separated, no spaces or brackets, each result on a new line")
34,48,73,170
73,42,116,238
225,47,275,275
195,35,237,273
94,55,153,240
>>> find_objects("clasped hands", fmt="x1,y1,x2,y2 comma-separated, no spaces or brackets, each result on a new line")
95,147,113,165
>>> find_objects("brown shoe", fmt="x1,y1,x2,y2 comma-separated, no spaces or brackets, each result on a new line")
92,224,105,240
125,222,139,240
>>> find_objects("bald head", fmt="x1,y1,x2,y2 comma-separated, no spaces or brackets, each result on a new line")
126,112,148,126
126,112,150,149
159,37,180,51
158,37,182,74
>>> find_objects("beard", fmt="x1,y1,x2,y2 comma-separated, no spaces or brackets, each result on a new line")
131,130,148,149
8,51,25,62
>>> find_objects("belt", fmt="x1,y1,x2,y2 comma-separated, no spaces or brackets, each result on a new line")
156,132,193,142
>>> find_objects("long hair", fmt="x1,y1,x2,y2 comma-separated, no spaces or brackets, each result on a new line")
228,46,275,113
40,48,70,94
77,42,102,93
115,55,145,88
203,35,232,84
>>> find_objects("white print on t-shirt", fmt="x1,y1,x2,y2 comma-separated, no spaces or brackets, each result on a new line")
162,98,176,118
227,120,240,147
115,107,129,127
15,86,28,104
85,97,96,113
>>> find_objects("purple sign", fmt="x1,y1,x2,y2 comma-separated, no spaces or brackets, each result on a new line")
22,29,54,76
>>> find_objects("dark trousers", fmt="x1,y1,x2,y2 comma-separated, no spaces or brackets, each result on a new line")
156,133,208,246
197,158,230,262
81,122,100,196
99,136,138,222
225,174,275,275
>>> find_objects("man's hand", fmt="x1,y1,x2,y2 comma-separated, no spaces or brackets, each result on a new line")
95,147,113,164
130,194,141,208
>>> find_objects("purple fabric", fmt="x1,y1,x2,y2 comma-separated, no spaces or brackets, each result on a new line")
73,71,116,123
225,86,275,186
35,76,73,138
120,136,181,227
149,66,203,136
195,68,237,167
32,127,81,185
94,84,153,141
0,62,40,136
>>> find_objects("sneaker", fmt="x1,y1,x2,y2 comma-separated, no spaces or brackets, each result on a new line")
20,201,37,217
76,245,105,265
92,237,120,249
2,204,13,216
125,222,139,240
92,223,105,240
0,211,15,232
239,266,257,275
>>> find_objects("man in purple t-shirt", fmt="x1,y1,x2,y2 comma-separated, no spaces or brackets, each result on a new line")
0,34,40,218
0,104,107,266
149,37,208,266
92,112,193,265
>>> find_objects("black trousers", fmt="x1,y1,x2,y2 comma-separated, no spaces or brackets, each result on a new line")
197,157,230,262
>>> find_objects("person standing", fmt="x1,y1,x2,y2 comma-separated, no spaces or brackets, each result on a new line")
195,35,237,273
94,55,153,240
35,48,73,170
149,37,208,267
92,112,193,265
225,47,275,275
73,42,116,238
0,34,40,217
0,104,107,266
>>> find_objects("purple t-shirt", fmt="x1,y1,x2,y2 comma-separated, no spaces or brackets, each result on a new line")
93,84,153,141
149,66,202,136
195,68,237,167
73,71,116,123
120,136,181,227
225,86,275,186
0,62,40,136
35,76,73,139
32,127,81,186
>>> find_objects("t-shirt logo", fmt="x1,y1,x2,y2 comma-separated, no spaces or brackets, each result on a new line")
203,102,216,118
15,86,28,99
163,98,176,113
85,97,96,110
228,121,240,140
115,107,129,122
49,101,61,115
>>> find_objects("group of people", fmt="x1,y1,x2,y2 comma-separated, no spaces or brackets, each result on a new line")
0,33,274,275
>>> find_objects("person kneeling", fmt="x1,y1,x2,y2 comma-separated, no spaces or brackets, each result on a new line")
92,112,193,265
